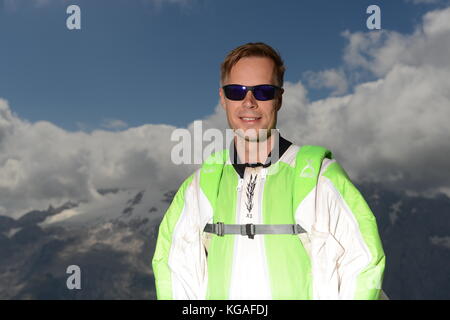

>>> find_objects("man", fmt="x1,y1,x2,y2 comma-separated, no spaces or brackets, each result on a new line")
152,42,386,300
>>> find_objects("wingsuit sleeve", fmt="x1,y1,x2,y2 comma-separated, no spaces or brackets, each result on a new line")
152,172,208,300
313,159,386,300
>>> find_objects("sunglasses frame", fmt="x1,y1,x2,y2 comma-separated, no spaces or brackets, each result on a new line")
222,84,283,101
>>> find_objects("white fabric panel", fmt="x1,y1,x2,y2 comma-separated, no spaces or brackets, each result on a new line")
168,170,208,299
319,176,372,299
294,157,373,300
229,166,272,300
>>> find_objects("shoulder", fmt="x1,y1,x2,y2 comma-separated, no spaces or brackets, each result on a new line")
316,159,369,220
298,144,333,162
318,158,351,190
275,143,332,167
283,144,334,177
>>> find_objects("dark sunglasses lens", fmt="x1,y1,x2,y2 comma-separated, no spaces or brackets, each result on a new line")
224,85,246,100
253,85,276,101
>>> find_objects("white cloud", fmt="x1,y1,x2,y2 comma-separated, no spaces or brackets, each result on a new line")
101,119,128,130
278,7,450,197
303,68,349,96
0,98,195,218
342,7,450,77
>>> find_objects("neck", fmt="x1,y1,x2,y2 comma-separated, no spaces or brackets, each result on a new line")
234,131,277,164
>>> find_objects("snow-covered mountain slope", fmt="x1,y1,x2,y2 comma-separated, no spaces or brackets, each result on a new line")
0,186,171,299
0,183,448,299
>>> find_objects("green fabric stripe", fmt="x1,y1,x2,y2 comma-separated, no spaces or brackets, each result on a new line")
205,164,238,299
292,145,332,212
322,162,386,300
152,173,195,300
263,162,313,299
200,149,229,211
200,149,238,299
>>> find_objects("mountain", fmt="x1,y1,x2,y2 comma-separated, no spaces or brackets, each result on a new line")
0,183,448,299
0,189,164,300
357,183,450,300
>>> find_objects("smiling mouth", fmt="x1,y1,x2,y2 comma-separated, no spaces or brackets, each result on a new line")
239,116,262,122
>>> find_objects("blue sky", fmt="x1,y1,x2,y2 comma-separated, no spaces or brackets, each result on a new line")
0,0,441,131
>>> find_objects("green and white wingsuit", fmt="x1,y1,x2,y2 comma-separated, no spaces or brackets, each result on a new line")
152,141,386,300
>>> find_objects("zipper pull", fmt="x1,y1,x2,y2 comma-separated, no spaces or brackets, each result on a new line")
236,178,244,191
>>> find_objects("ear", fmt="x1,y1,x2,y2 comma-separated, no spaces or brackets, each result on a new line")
275,88,284,111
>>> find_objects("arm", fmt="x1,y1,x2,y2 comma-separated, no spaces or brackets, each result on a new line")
152,172,208,300
313,159,385,300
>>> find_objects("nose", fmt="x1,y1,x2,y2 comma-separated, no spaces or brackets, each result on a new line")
242,90,257,109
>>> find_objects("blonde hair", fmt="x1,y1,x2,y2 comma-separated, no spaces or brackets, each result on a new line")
220,42,286,87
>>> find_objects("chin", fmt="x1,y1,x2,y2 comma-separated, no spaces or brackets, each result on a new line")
234,126,271,142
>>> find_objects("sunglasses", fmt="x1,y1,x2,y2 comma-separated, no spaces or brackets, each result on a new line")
222,84,282,101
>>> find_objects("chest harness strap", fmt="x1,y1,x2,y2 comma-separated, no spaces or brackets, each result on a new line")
204,222,306,240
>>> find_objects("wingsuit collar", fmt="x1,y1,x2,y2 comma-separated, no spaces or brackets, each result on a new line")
229,130,292,179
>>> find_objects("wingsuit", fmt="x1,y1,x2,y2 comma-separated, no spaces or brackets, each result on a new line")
152,132,385,300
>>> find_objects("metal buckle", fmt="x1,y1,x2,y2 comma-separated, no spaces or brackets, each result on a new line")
216,222,225,237
245,223,255,239
293,224,305,234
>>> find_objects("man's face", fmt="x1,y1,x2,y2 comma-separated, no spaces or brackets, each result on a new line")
220,56,283,142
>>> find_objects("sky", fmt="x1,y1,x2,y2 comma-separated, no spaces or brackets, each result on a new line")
0,0,443,130
1,0,450,217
